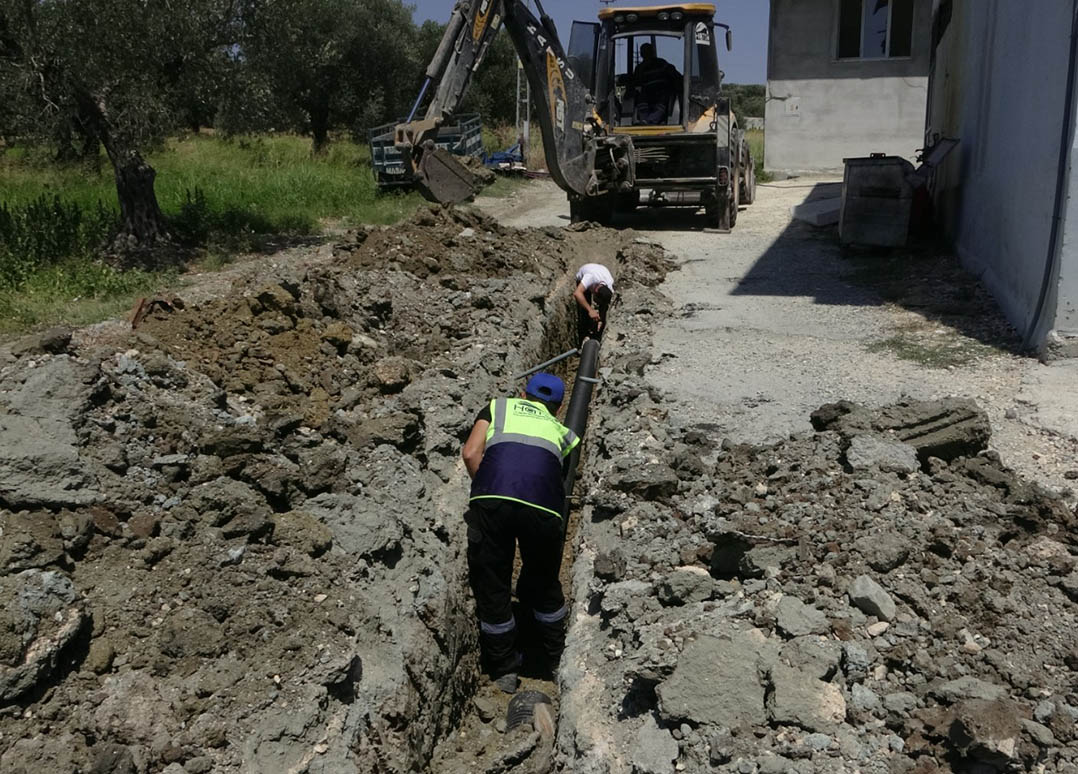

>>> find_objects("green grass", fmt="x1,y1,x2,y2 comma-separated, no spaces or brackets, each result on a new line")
865,332,999,369
0,261,175,334
746,128,773,183
1,133,425,234
0,133,428,335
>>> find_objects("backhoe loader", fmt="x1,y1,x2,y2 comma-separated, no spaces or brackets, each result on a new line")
395,1,754,229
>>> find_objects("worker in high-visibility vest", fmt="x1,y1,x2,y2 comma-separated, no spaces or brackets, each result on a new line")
462,373,579,693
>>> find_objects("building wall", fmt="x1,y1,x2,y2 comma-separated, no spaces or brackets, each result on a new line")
1059,107,1078,337
765,0,932,174
928,0,1077,343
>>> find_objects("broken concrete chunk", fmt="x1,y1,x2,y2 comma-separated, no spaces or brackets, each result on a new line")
656,632,767,728
657,566,715,606
775,596,829,637
848,574,896,621
931,676,1009,704
780,636,841,681
813,398,991,462
303,493,403,561
631,714,679,774
593,548,627,582
0,415,101,509
711,534,795,580
610,462,680,502
765,664,846,732
1020,718,1056,748
846,434,919,474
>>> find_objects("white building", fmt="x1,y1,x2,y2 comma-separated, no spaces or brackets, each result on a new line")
765,0,933,175
927,0,1078,350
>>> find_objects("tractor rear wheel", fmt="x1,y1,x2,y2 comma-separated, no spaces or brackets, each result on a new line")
741,161,756,205
710,172,739,231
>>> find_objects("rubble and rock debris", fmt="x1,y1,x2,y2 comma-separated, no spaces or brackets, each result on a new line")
556,269,1078,772
0,204,670,773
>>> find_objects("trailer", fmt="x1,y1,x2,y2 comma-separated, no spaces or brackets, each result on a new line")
369,113,483,188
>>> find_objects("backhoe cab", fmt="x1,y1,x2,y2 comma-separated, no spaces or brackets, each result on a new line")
568,4,755,227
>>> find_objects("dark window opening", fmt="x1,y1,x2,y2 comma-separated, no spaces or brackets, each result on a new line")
837,0,915,59
838,0,862,59
889,0,914,57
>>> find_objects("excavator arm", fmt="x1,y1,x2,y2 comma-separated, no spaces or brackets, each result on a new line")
395,0,600,203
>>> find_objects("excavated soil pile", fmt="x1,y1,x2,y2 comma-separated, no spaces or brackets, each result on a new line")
558,291,1078,773
0,205,669,773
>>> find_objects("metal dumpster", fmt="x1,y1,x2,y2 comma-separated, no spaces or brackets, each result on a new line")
368,113,483,189
839,155,915,247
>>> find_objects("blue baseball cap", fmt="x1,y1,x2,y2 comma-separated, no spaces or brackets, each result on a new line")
525,373,565,404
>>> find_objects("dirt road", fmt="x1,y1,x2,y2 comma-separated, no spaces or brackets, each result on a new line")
481,180,1078,496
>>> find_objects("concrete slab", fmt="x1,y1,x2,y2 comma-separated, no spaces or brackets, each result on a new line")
791,197,841,226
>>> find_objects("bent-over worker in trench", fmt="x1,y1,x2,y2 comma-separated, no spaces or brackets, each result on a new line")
461,373,579,693
573,262,614,345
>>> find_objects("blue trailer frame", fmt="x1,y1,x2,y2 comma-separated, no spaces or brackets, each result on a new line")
368,113,483,188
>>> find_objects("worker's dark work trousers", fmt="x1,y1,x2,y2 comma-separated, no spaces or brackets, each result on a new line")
465,498,567,677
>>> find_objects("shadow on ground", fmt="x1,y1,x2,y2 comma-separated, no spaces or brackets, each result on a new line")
555,200,752,231
725,182,1024,361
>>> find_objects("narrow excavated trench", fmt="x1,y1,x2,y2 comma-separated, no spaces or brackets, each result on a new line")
425,258,602,773
424,235,675,773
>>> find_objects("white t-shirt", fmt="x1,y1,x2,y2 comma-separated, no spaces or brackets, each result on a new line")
575,263,614,292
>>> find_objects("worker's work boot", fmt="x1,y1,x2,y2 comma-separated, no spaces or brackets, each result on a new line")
480,629,518,674
492,651,523,694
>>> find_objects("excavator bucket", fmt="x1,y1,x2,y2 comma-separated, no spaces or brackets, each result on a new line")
394,1,504,204
415,145,477,204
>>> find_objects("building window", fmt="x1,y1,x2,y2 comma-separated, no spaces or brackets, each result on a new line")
837,0,914,59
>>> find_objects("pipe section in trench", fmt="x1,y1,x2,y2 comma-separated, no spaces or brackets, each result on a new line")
562,337,600,519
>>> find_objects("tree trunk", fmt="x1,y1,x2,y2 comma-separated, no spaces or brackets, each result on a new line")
78,91,169,246
310,103,330,155
110,148,169,246
78,126,100,164
54,122,78,163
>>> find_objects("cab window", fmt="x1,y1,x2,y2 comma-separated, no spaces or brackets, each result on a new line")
612,33,683,127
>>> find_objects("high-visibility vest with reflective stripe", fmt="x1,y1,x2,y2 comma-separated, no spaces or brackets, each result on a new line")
470,397,580,517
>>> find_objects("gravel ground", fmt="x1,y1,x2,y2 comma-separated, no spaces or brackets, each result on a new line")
478,180,1078,499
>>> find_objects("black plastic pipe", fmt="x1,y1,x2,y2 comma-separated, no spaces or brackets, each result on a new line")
561,338,600,523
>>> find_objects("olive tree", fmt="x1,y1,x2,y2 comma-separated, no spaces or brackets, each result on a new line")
0,0,240,246
240,0,420,154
